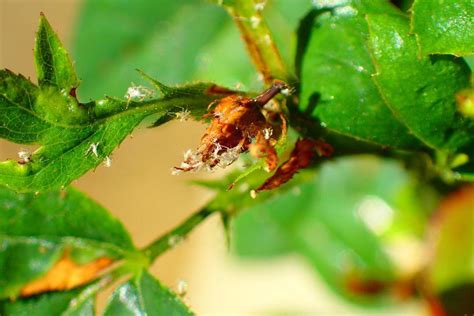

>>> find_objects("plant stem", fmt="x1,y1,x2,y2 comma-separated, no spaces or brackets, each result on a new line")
142,207,217,261
455,172,474,182
220,0,288,85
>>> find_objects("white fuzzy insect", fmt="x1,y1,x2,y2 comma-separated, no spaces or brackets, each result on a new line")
250,16,261,28
104,156,112,167
18,150,31,163
86,143,100,157
174,108,192,122
177,279,188,297
125,83,154,107
263,128,273,140
255,1,266,11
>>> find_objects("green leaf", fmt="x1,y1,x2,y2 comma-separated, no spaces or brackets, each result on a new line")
298,1,424,149
0,281,101,316
366,13,473,152
411,0,474,56
298,0,473,154
0,187,135,299
35,13,79,91
0,15,220,192
104,271,193,316
233,156,432,302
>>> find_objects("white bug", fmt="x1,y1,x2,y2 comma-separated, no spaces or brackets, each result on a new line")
86,142,100,157
174,108,192,122
263,128,273,140
177,279,188,297
124,83,154,107
104,156,112,168
250,16,261,28
254,1,266,11
18,150,32,163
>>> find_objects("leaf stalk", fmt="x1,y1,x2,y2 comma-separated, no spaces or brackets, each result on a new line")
142,208,217,261
220,0,289,85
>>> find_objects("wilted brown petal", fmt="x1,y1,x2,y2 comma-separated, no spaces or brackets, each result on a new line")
255,139,333,193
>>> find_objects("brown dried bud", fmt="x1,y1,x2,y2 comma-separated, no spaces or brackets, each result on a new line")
173,81,288,174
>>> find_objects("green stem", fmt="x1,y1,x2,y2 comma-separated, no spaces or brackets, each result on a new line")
219,0,289,85
142,208,217,261
454,172,474,182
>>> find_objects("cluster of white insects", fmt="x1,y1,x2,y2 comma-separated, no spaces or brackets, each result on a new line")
124,83,155,107
263,127,273,140
172,143,242,175
85,142,112,168
172,108,192,122
82,83,195,171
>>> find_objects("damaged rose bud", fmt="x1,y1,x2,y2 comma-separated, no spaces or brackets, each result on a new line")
173,80,288,174
248,131,278,172
254,138,333,193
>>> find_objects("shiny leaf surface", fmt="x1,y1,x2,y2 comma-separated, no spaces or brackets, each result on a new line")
104,271,193,316
411,0,474,56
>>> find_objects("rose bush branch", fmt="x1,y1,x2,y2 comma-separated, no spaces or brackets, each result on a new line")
142,207,216,261
214,0,289,85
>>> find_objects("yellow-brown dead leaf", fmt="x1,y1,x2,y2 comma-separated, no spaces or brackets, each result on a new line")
255,139,333,193
20,253,112,297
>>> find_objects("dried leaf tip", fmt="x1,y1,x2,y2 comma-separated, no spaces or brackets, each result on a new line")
20,253,112,297
255,139,333,193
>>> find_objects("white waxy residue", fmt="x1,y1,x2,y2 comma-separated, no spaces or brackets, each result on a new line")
177,279,188,297
250,16,261,28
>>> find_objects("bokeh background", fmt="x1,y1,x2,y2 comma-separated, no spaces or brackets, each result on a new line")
0,1,458,315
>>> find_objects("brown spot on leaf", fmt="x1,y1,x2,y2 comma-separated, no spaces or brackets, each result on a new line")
20,253,112,297
255,139,333,193
346,276,387,296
